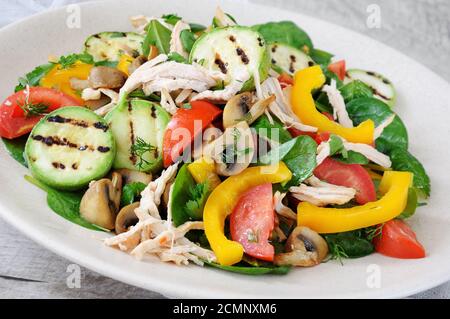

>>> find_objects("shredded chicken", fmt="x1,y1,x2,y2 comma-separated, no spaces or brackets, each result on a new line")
316,141,331,166
374,114,396,140
261,77,318,132
214,6,236,26
85,88,120,116
175,89,193,105
341,140,392,168
273,191,297,220
160,88,178,115
130,15,174,34
322,80,354,128
290,177,356,206
170,20,190,58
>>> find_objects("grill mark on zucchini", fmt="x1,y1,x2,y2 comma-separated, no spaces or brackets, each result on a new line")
31,134,109,153
229,35,236,42
257,37,264,47
52,162,66,170
94,122,109,132
289,55,296,73
236,47,249,64
214,53,228,74
47,115,108,131
150,106,157,119
129,121,137,165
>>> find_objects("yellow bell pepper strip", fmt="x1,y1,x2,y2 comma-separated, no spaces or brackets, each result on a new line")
187,157,221,190
41,61,93,103
291,65,375,144
117,54,134,76
297,171,413,234
204,162,292,266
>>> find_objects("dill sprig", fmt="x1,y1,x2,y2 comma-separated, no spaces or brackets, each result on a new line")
18,100,49,118
365,224,384,241
327,242,349,265
130,137,156,170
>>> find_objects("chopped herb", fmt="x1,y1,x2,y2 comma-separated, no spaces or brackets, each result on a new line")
15,63,55,92
18,101,49,118
130,137,157,170
58,52,94,69
162,13,182,25
185,181,210,219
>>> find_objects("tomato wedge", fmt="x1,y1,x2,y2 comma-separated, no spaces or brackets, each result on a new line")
230,183,275,261
288,128,330,145
373,220,426,259
328,60,346,81
162,100,222,167
0,87,82,139
314,157,376,204
277,73,294,88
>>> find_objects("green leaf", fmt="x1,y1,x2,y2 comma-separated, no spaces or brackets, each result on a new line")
389,148,431,197
252,21,313,54
58,52,94,69
189,23,207,33
167,52,188,63
397,188,419,219
15,63,55,92
259,138,298,165
328,134,345,156
205,261,291,275
325,231,374,260
121,182,147,207
310,48,333,65
185,181,210,220
94,60,119,68
2,136,28,167
346,97,408,153
162,13,182,25
339,80,373,103
142,20,172,56
251,114,292,145
170,164,197,226
334,151,369,165
180,29,196,53
25,176,105,231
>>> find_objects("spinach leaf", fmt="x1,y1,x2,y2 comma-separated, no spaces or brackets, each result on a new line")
189,23,207,33
261,135,317,186
328,134,345,155
325,231,374,260
310,48,333,65
94,60,118,68
252,21,313,54
205,261,291,275
251,114,292,144
398,188,419,219
15,63,55,92
339,80,373,103
168,52,188,63
389,148,431,197
25,176,105,231
346,97,408,153
180,29,196,53
185,181,210,220
170,164,197,226
161,13,181,25
121,182,147,207
2,136,28,167
142,20,172,56
334,151,369,165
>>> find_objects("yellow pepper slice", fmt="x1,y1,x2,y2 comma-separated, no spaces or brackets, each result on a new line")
204,162,292,265
117,54,134,76
297,171,413,233
187,157,221,190
41,61,93,103
291,65,375,144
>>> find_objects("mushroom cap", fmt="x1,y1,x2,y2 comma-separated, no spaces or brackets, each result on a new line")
115,202,140,234
88,66,127,89
115,168,152,185
223,93,275,128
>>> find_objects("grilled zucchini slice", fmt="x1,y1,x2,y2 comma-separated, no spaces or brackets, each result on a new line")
105,99,170,173
268,43,314,75
84,32,144,62
25,107,115,190
189,26,270,91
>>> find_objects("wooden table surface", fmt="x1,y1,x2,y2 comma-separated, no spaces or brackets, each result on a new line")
0,0,449,299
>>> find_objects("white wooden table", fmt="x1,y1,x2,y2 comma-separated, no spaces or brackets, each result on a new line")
0,0,449,299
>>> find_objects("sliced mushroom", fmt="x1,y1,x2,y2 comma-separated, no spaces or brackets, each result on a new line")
223,93,275,128
128,55,147,75
85,94,111,111
88,66,127,89
115,202,140,234
79,172,123,230
115,168,152,185
209,121,255,176
69,78,90,91
274,226,328,267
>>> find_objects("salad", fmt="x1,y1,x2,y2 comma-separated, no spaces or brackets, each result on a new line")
0,7,431,274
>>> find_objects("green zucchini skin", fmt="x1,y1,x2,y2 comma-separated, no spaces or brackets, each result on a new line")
189,26,270,91
25,107,116,191
268,43,314,75
84,32,144,62
345,69,396,107
105,99,170,173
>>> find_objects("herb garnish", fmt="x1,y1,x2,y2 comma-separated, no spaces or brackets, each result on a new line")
130,137,156,170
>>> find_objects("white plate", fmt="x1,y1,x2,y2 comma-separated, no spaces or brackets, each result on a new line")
0,0,449,299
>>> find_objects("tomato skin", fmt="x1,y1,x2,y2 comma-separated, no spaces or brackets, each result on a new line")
314,157,376,204
230,183,275,261
328,60,346,81
162,100,222,167
373,220,426,259
288,128,330,145
0,87,82,139
277,73,294,88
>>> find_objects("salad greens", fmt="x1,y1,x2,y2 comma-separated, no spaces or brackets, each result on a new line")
121,182,147,207
142,20,172,56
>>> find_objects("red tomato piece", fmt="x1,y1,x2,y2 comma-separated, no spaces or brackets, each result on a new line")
230,183,275,261
277,73,294,88
328,60,346,81
162,100,222,167
0,87,82,139
288,128,330,145
373,220,426,259
314,157,376,204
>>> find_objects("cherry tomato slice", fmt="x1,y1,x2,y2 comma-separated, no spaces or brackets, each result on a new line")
373,220,426,259
314,157,376,204
230,183,275,261
328,60,346,81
